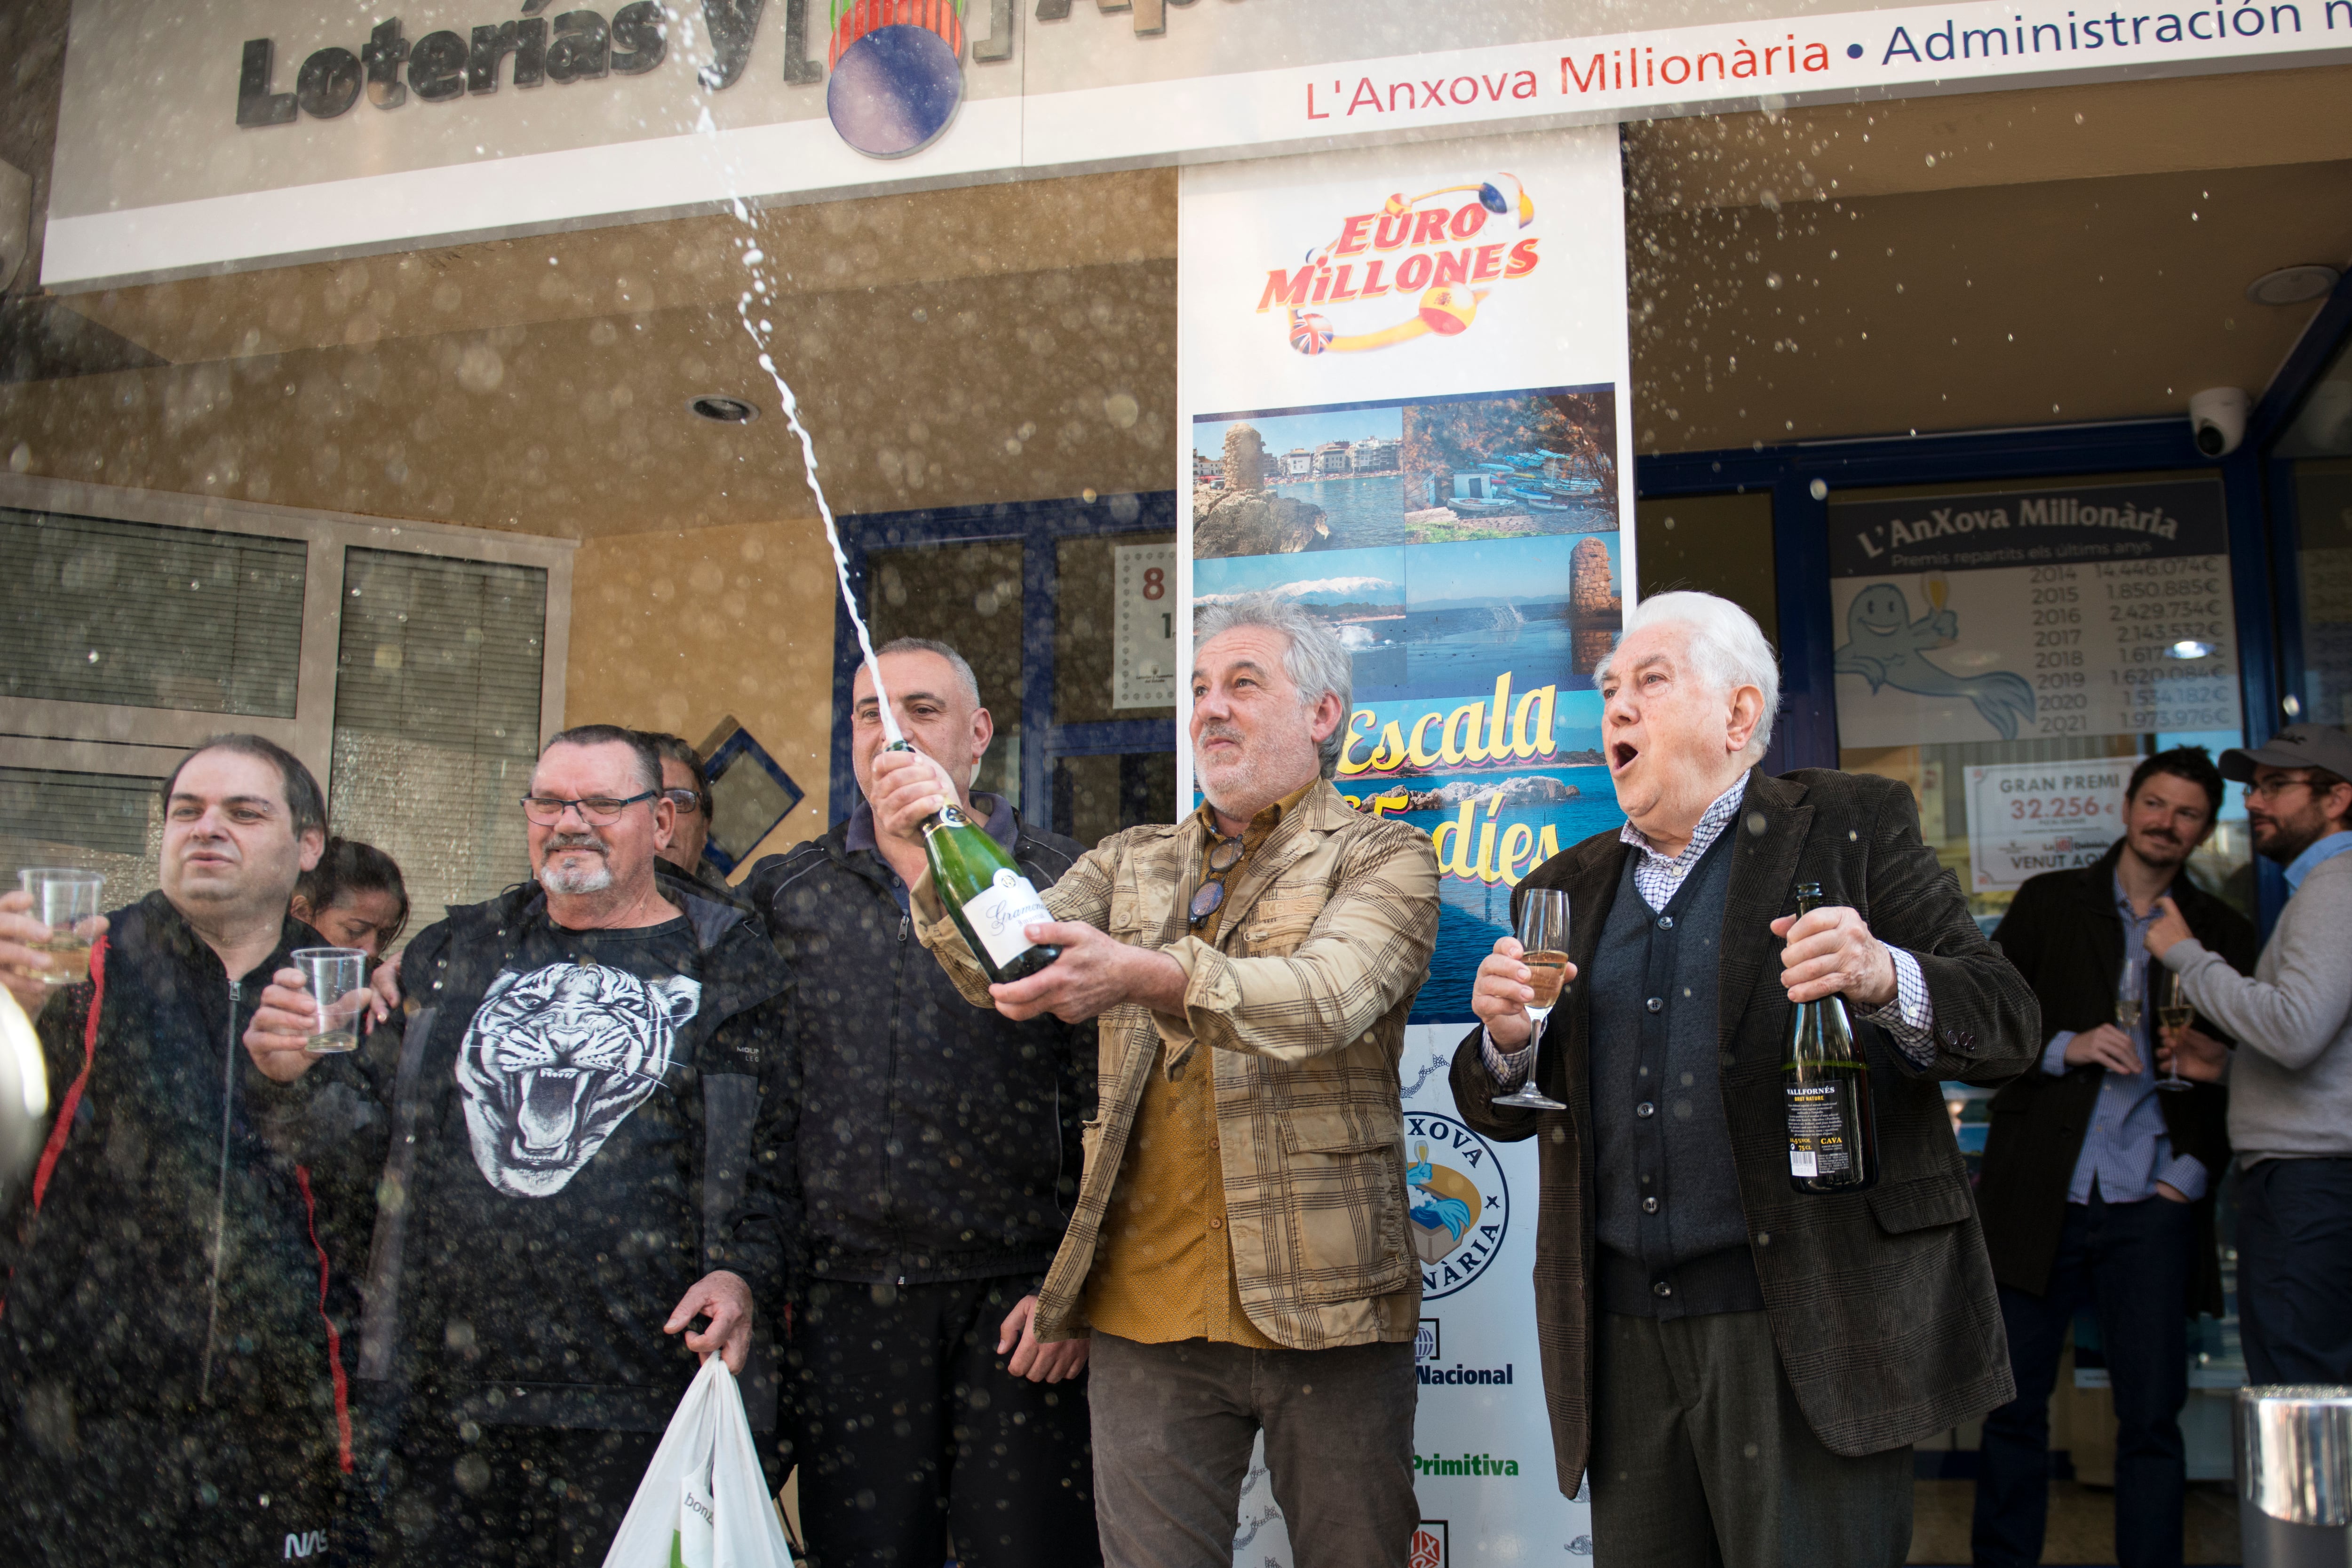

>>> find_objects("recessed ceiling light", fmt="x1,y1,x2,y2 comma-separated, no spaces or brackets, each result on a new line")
688,394,759,424
2245,265,2341,307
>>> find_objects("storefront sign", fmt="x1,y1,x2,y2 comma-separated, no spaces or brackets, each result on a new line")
1962,756,2128,890
1177,127,1629,1560
46,0,2352,287
1828,479,2242,748
1111,541,1176,708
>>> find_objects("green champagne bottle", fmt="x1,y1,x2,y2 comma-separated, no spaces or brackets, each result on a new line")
1782,882,1879,1195
893,742,1061,984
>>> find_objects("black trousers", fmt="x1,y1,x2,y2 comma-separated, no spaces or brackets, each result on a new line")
372,1415,660,1568
2237,1156,2352,1385
1590,1309,1914,1568
787,1277,1099,1568
1973,1194,2194,1568
0,1407,342,1568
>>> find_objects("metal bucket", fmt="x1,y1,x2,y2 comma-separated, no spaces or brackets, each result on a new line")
2236,1385,2352,1568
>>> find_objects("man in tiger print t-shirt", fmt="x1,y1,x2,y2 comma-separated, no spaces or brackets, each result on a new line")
247,726,793,1568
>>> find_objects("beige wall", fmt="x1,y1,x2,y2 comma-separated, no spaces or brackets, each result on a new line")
564,515,843,874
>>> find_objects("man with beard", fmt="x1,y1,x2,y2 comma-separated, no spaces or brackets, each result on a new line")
2145,723,2352,1385
247,724,791,1566
0,735,372,1565
876,595,1439,1568
1971,747,2255,1568
1455,591,2039,1566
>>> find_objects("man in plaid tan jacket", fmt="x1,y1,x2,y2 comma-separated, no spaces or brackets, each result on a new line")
871,592,1440,1568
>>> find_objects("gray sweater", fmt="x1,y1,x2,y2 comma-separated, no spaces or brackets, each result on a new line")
2163,851,2352,1162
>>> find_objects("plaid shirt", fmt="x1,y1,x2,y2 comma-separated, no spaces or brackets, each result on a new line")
1486,775,1936,1083
913,779,1439,1349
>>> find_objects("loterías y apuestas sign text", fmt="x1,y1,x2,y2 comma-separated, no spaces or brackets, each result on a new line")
233,1,1236,129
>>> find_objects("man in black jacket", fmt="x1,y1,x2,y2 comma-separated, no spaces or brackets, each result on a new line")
744,638,1100,1568
1454,593,2039,1566
0,735,373,1567
247,725,792,1568
1972,747,2257,1568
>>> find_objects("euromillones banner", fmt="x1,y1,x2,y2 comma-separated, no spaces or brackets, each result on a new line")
1177,126,1632,1564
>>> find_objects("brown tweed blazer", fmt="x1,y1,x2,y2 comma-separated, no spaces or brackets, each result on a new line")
915,779,1440,1349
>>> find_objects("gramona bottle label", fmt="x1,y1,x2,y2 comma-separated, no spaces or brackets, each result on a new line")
962,867,1055,968
1785,1081,1854,1178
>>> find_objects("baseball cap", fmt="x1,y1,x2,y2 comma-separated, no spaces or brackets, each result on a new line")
2217,723,2352,783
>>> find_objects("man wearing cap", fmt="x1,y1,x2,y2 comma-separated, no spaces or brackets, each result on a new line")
2146,723,2352,1385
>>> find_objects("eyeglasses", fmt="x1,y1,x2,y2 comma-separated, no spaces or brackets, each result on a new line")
2245,775,2318,803
1188,835,1246,929
661,787,707,816
520,790,659,826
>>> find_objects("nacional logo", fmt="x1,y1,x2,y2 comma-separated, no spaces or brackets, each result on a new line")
1255,178,1543,357
1405,1112,1507,1300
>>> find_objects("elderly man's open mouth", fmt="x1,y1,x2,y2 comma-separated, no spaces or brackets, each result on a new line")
1611,740,1640,772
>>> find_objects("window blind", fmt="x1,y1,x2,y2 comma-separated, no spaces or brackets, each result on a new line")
0,508,307,716
0,765,166,905
328,549,548,917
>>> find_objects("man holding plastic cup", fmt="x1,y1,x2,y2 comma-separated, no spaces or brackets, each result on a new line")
0,733,377,1568
248,724,794,1568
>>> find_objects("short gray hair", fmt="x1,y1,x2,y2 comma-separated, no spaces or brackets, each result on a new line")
874,637,981,709
1193,592,1353,779
1593,591,1780,764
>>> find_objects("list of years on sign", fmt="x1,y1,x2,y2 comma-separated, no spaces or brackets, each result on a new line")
2026,555,2239,738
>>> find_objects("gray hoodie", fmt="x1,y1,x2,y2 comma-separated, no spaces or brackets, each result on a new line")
2162,851,2352,1162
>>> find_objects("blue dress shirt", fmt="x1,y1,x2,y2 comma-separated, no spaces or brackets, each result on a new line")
2282,829,2352,895
2038,870,2207,1203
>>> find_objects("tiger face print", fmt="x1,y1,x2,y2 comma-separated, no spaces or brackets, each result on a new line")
455,961,702,1198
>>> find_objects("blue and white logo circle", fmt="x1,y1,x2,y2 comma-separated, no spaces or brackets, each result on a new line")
1405,1111,1509,1301
826,23,964,160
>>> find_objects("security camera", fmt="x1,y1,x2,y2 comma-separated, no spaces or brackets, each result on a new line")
2189,387,2248,458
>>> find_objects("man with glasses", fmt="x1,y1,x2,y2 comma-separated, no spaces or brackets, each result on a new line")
874,596,1440,1568
2145,722,2352,1384
644,732,725,887
246,724,792,1565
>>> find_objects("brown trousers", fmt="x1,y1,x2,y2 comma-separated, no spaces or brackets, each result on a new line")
1086,1333,1419,1568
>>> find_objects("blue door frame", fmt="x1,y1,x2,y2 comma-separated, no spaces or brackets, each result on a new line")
827,493,1181,832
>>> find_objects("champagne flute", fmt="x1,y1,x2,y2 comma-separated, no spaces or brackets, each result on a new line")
1494,888,1571,1112
2114,952,2145,1072
2155,966,2195,1092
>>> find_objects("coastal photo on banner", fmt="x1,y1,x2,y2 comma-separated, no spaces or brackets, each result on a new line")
1176,127,1637,1567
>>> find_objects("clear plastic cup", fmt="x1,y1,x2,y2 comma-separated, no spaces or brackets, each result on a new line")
291,947,370,1054
18,869,103,988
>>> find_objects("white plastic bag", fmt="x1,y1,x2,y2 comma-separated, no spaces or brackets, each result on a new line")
602,1359,794,1568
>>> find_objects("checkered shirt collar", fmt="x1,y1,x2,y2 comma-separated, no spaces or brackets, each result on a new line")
1620,773,1750,907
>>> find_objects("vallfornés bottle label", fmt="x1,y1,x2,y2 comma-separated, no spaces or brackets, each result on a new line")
962,866,1055,969
1785,1080,1854,1178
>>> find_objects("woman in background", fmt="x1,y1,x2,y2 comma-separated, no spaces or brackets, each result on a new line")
291,836,410,957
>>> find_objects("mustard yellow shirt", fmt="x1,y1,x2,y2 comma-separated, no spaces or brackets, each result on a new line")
1081,780,1318,1347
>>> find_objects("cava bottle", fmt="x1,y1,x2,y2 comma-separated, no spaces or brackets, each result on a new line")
897,742,1061,984
1782,882,1879,1195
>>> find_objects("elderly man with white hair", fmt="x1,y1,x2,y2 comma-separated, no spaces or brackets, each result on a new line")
875,592,1440,1568
1450,590,2040,1566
